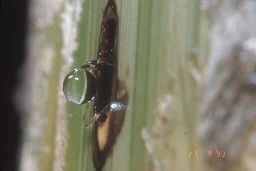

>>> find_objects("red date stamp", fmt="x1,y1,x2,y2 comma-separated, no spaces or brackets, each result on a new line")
189,150,226,158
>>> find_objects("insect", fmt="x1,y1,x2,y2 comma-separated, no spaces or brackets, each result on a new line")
63,0,128,170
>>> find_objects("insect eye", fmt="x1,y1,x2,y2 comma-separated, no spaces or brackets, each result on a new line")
63,67,96,104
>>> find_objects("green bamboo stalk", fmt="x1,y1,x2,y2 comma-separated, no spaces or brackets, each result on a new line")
19,0,209,171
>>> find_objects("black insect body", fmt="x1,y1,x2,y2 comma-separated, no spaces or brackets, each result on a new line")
82,5,119,128
80,0,125,127
63,0,128,170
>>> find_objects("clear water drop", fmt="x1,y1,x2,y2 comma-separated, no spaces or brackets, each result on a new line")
63,67,96,104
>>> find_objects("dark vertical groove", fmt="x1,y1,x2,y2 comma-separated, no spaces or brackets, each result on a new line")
3,0,28,171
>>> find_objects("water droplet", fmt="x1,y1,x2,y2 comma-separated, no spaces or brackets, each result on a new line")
63,67,96,104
